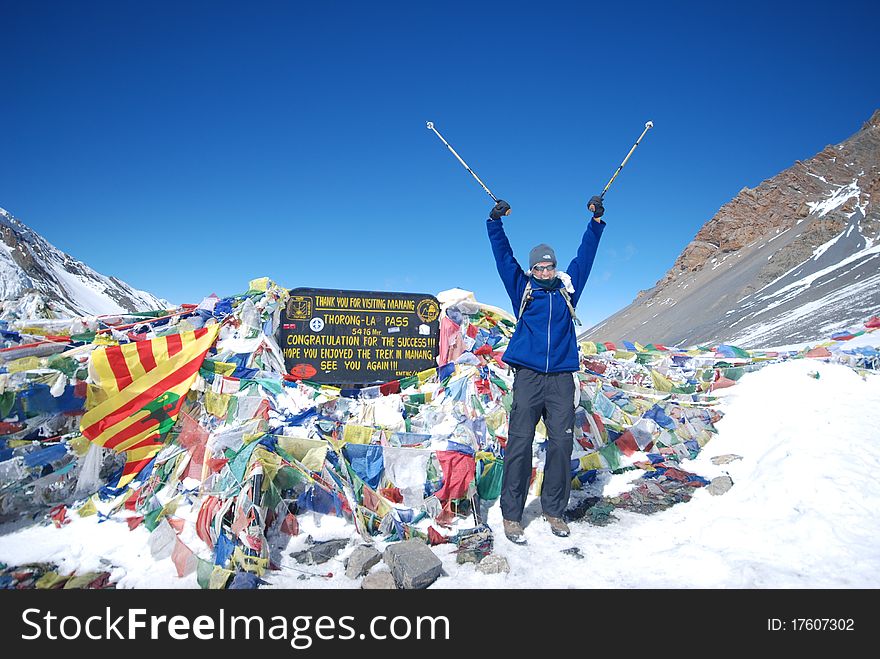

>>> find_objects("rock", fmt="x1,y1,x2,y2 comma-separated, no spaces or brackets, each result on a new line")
383,539,442,589
361,572,397,590
476,554,510,574
456,551,480,565
710,454,743,465
345,544,381,579
290,538,349,565
862,109,880,131
560,547,584,560
706,475,734,496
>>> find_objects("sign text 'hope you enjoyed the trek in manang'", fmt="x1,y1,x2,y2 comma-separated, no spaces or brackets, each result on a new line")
279,288,440,384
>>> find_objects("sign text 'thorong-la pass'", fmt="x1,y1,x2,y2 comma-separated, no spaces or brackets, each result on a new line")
279,288,440,384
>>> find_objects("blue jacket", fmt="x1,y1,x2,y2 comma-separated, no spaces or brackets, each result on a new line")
487,217,605,373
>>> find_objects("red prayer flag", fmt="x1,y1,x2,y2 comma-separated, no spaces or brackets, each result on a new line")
280,513,299,536
171,537,197,577
435,451,476,502
379,486,403,503
379,380,401,396
428,526,448,545
615,430,640,457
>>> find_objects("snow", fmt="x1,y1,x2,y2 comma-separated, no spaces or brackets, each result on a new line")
50,261,131,316
740,232,880,308
806,180,860,217
0,242,30,300
2,359,878,588
728,269,880,346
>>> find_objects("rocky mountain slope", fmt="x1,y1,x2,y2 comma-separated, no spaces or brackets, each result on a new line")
583,110,880,348
1,207,168,319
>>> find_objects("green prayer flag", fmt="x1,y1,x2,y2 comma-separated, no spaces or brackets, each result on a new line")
47,355,79,377
256,378,283,395
721,367,745,381
598,443,621,471
143,506,165,532
399,375,419,390
226,440,262,484
196,558,214,589
0,391,15,419
476,458,504,500
489,376,509,393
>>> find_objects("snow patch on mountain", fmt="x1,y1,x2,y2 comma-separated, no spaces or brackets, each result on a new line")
0,206,169,318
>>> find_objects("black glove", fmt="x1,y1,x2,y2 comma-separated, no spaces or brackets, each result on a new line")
588,195,604,219
489,199,511,220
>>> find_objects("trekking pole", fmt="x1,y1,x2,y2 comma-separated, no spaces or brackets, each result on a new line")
600,120,654,200
426,121,498,202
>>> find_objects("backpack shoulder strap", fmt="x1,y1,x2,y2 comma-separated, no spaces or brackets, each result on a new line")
518,281,533,320
518,281,582,326
559,288,582,326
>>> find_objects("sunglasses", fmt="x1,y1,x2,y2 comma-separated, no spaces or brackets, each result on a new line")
531,264,556,273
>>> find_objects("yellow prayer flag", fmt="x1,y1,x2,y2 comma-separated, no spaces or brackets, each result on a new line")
233,547,268,576
532,469,544,496
535,419,548,439
579,452,603,472
343,424,374,445
277,437,328,471
36,572,70,589
579,341,598,355
209,566,234,589
248,277,270,292
161,496,180,519
253,447,282,488
77,497,98,517
205,390,231,418
7,356,43,373
207,361,237,376
651,369,674,392
85,384,109,411
484,407,507,434
63,572,102,589
417,367,437,384
68,434,92,457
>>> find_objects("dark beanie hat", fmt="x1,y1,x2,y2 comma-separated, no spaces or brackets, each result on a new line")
529,243,557,270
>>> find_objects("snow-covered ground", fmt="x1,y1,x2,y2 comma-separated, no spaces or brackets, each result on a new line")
2,357,878,588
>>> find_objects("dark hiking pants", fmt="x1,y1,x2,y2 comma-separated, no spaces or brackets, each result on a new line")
501,367,575,522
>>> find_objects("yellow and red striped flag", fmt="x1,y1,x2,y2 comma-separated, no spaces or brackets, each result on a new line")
80,325,220,487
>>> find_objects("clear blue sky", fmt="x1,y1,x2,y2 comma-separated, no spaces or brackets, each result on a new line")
2,1,878,327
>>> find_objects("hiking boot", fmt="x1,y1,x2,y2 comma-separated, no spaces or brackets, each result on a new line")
544,515,570,537
502,519,527,544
